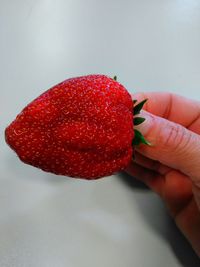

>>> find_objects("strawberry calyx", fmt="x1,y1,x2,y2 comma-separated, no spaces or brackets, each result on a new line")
132,99,150,146
112,75,149,147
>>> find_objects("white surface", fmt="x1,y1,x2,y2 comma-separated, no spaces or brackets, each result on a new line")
1,0,200,266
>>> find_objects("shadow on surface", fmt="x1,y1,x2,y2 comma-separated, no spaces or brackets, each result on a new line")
118,172,200,267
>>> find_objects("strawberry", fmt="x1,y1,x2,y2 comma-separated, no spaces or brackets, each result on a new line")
5,74,148,179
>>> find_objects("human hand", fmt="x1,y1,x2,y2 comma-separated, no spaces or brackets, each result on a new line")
126,92,200,257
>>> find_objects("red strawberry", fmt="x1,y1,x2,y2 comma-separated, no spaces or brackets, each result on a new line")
5,74,148,179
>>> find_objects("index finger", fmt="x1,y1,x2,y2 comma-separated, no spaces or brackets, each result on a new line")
133,92,200,130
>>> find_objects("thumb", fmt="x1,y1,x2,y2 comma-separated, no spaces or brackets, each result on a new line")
136,111,200,185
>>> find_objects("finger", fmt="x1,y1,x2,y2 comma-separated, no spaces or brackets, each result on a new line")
175,198,200,258
163,170,193,217
133,151,171,175
126,162,164,196
135,110,200,184
127,160,194,217
193,184,200,210
132,92,200,131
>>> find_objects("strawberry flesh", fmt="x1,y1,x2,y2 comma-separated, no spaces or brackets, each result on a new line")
5,75,134,179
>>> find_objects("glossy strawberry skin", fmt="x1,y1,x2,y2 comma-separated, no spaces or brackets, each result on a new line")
5,75,134,179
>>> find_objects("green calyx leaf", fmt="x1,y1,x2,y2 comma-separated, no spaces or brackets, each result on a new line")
132,98,151,147
133,99,148,115
132,129,151,146
133,117,145,125
113,75,117,81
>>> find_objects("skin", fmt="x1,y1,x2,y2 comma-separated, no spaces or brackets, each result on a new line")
126,92,200,257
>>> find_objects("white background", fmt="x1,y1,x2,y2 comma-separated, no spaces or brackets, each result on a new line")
1,0,200,266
